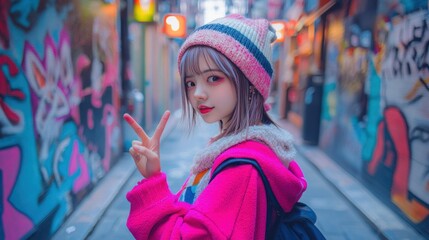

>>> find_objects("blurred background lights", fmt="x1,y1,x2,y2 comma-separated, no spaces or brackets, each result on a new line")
272,22,285,39
271,20,287,43
166,16,180,31
162,14,186,38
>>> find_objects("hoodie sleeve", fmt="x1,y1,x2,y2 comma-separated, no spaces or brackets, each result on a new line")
126,165,268,240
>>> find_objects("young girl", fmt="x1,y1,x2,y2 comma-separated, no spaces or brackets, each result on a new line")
124,14,307,239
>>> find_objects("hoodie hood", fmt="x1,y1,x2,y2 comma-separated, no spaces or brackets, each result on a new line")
213,140,306,212
191,124,296,174
190,124,306,212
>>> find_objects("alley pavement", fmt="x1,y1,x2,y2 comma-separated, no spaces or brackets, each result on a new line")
53,111,426,240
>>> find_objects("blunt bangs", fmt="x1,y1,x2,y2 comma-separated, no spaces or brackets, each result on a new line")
180,47,239,83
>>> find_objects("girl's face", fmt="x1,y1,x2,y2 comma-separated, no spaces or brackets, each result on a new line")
185,55,237,128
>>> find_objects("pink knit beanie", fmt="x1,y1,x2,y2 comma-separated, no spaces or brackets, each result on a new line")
178,14,277,101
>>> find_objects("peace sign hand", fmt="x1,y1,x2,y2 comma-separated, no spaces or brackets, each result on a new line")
123,111,170,178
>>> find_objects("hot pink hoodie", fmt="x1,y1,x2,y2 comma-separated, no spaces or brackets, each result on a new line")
126,139,307,239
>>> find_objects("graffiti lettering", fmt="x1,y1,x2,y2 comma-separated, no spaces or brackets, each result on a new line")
1,1,122,237
382,12,429,84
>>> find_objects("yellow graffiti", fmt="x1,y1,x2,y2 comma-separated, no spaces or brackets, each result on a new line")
405,77,429,101
373,44,385,75
392,193,429,223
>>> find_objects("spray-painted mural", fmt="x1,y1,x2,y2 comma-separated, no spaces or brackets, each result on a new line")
0,0,122,239
318,0,429,236
368,8,429,226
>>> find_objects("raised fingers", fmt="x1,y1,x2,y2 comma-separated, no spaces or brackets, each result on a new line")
152,110,171,142
123,113,149,144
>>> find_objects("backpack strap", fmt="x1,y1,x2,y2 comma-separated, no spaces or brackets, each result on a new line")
210,158,282,238
210,158,325,240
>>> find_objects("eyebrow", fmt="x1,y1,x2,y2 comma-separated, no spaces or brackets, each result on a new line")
185,69,223,78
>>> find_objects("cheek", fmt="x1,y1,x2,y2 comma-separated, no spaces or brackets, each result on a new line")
216,88,237,108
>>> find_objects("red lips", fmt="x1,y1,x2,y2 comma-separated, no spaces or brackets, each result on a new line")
198,105,214,114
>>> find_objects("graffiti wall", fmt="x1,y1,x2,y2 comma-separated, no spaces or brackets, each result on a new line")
319,0,429,236
0,0,122,239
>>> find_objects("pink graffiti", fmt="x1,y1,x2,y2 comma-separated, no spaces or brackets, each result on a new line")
0,55,25,125
0,147,33,239
22,30,75,161
68,141,90,193
22,29,74,118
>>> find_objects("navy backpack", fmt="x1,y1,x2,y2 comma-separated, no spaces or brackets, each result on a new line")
210,158,326,240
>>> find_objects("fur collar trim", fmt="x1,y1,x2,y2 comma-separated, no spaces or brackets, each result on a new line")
191,124,296,174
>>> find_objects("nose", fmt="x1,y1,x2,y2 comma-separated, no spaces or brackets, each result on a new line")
193,84,207,100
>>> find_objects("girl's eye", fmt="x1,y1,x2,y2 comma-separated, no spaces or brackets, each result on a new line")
185,81,195,88
207,76,222,83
